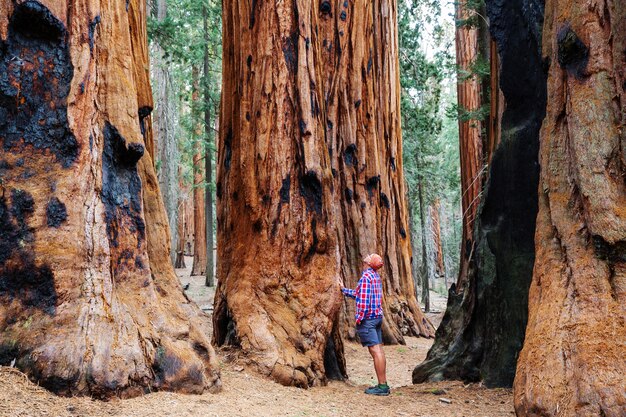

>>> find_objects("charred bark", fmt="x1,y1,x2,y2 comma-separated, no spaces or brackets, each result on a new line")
413,0,546,388
0,0,220,397
514,1,626,415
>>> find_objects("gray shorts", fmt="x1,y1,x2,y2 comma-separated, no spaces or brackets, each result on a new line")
356,317,383,347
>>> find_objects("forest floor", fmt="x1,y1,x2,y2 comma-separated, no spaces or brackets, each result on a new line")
0,258,514,417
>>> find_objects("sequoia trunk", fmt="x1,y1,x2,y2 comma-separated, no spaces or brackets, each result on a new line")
0,0,220,397
455,0,484,289
413,0,546,387
429,199,444,279
322,0,435,342
191,67,206,277
213,0,344,387
514,1,626,415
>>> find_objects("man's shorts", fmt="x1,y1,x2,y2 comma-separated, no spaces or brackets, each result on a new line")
356,317,383,347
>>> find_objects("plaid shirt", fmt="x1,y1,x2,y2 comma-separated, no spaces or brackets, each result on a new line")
342,268,383,323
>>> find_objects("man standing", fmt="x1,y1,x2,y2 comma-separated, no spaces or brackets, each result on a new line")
341,253,389,396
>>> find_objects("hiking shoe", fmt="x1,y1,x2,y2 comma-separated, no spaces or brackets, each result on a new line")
364,385,390,396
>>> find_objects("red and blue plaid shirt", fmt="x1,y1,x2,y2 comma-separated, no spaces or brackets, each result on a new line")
342,268,383,323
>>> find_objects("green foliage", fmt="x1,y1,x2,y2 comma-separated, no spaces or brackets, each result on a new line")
148,0,222,190
400,0,461,287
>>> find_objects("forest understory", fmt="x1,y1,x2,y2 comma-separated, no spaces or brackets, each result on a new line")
0,259,513,417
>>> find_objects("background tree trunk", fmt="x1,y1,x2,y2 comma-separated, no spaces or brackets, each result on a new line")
455,0,484,290
203,5,214,287
213,0,345,387
174,167,186,269
413,0,546,388
0,0,219,397
418,180,430,313
191,67,206,276
429,199,445,279
151,0,180,266
321,0,435,343
514,1,626,415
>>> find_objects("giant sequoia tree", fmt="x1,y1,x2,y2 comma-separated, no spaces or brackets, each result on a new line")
514,0,626,415
0,0,219,397
413,0,546,387
214,0,433,387
322,0,435,342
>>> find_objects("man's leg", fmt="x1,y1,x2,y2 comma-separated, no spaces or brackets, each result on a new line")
367,344,387,385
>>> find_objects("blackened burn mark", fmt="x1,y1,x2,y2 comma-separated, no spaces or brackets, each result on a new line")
0,1,78,168
135,255,145,270
320,1,332,15
366,175,380,198
280,175,291,204
344,187,353,203
152,346,184,384
46,197,67,227
354,99,361,109
380,192,390,209
88,15,101,53
299,119,307,136
0,192,57,315
246,55,252,68
340,10,347,21
300,170,323,215
224,128,232,171
101,122,145,249
399,227,406,239
138,106,152,137
305,218,319,260
253,220,263,233
216,181,223,199
390,156,396,171
592,236,626,264
344,144,357,167
557,24,589,79
249,0,258,29
282,32,298,74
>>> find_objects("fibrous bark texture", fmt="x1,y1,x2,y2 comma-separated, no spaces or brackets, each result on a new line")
514,1,626,415
413,0,546,388
0,0,220,397
455,0,484,288
429,199,444,279
214,0,432,387
322,0,434,342
214,0,344,388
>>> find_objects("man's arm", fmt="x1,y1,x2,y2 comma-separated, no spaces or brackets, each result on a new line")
341,286,356,299
354,276,370,324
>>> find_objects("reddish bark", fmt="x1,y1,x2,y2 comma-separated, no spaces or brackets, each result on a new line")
514,1,626,415
455,0,484,289
0,0,219,397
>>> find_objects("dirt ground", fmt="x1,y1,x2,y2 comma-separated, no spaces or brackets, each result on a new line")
0,258,514,417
